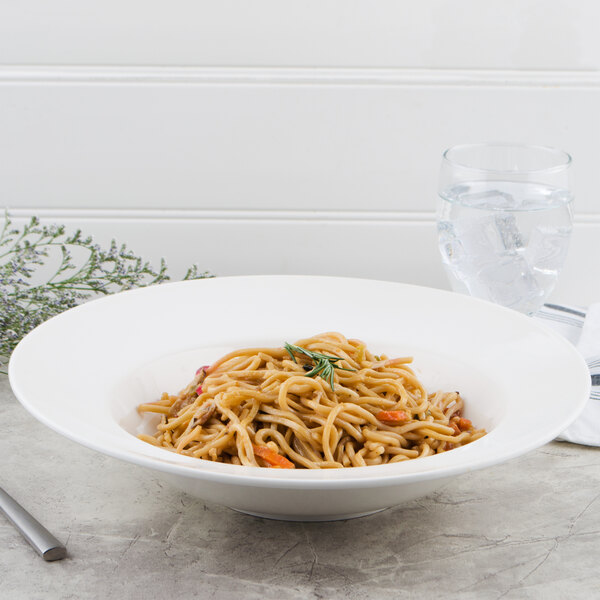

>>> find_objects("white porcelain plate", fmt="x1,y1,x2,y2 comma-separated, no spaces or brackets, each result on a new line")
9,276,590,520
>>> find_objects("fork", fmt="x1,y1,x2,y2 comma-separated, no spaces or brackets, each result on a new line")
0,485,67,561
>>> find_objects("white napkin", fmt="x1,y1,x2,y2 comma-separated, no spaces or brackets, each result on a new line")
534,303,600,446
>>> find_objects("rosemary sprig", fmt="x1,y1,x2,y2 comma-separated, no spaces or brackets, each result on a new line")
284,342,355,389
0,213,212,375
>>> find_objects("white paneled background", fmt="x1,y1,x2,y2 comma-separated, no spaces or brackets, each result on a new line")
1,1,600,304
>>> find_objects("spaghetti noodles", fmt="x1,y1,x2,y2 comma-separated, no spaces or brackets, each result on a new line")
137,332,485,468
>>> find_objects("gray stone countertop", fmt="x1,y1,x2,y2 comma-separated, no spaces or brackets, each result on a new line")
1,376,599,600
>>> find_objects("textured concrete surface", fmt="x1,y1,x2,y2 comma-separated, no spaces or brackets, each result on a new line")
1,376,599,600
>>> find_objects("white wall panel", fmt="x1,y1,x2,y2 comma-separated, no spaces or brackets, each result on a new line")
1,1,599,70
2,1,599,308
5,211,600,307
1,69,599,213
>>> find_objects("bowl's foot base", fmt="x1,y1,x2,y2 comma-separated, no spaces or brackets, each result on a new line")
229,507,389,521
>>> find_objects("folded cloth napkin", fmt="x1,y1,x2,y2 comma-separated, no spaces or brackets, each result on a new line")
534,303,600,446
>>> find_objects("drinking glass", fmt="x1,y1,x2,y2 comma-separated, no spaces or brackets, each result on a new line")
436,143,573,315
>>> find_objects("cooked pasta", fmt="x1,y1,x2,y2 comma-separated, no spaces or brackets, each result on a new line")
137,332,486,468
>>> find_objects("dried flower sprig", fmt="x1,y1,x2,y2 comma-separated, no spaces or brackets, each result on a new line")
0,213,212,374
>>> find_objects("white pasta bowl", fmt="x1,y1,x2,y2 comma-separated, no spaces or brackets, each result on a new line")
9,276,590,521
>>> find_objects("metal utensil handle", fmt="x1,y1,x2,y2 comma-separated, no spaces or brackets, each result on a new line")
0,486,66,561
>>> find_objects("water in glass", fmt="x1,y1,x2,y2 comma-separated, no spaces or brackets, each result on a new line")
437,180,573,315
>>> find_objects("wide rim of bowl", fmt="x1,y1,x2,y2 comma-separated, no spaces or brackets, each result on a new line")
8,275,591,490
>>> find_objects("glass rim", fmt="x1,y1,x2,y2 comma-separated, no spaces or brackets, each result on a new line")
442,143,572,175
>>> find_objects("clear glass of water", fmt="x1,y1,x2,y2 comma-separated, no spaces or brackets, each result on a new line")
437,143,573,315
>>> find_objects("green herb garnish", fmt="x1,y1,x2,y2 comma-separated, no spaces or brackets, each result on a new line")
284,342,355,389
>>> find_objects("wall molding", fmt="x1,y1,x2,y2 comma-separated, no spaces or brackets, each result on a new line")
1,66,600,88
3,208,599,306
5,208,600,224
